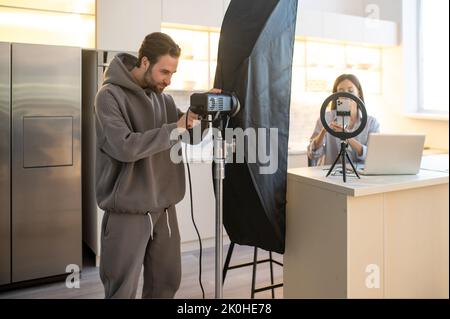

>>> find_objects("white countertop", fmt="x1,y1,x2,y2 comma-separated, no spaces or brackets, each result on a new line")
288,166,449,197
420,154,449,173
288,142,308,155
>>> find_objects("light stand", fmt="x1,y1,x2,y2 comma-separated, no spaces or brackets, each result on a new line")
184,115,227,299
210,114,233,299
213,122,225,299
189,92,239,299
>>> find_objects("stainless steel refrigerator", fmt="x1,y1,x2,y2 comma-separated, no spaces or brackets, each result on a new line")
0,42,82,285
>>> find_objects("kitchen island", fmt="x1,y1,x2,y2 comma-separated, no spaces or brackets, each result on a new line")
284,165,449,298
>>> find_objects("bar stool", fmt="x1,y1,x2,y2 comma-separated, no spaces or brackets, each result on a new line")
222,242,283,298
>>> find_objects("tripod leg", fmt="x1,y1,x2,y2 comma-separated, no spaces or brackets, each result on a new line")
251,247,258,299
326,149,342,177
345,152,360,179
342,146,346,183
269,251,275,299
223,242,235,284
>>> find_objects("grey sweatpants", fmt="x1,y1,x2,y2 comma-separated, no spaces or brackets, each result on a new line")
99,206,181,299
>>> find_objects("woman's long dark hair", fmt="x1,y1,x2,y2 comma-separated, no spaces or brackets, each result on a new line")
331,74,365,110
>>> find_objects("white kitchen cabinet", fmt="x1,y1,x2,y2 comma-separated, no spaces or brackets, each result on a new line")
296,10,324,39
363,19,397,46
285,167,449,298
162,0,225,28
299,0,402,25
96,0,162,52
296,10,398,46
323,12,365,43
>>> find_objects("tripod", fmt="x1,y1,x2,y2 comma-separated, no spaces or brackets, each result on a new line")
326,140,360,183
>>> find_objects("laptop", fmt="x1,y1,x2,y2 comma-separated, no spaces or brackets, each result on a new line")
358,133,426,175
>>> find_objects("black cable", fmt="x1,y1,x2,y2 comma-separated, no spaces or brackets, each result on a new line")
182,110,231,299
184,108,205,299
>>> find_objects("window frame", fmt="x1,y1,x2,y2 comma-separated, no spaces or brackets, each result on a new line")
417,0,449,115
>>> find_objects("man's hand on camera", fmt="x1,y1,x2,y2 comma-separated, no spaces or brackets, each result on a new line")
208,88,222,94
177,111,200,132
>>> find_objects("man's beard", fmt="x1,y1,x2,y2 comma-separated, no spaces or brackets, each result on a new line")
144,68,165,94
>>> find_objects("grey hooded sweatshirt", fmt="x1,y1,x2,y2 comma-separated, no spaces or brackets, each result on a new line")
95,53,185,214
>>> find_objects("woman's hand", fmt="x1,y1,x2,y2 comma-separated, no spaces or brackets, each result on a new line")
313,127,327,150
347,118,356,130
348,138,364,157
330,121,345,132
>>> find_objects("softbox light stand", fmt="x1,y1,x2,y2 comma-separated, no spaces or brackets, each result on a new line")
211,115,232,299
213,125,225,299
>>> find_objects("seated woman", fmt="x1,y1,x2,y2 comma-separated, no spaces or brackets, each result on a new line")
307,74,380,166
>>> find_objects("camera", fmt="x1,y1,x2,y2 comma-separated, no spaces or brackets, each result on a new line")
190,92,240,119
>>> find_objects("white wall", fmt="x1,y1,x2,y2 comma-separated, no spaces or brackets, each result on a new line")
373,44,449,151
358,47,449,151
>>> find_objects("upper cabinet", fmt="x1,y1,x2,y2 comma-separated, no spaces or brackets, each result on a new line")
297,10,398,46
96,0,162,52
162,0,229,28
0,0,95,48
161,1,397,47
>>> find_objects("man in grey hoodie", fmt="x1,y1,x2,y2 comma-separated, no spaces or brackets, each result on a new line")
95,32,200,298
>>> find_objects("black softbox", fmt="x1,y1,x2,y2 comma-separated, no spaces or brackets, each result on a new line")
214,0,298,254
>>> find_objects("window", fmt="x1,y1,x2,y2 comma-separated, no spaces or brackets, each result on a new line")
418,0,449,114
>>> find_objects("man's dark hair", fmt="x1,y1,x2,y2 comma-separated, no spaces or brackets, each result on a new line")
136,32,181,67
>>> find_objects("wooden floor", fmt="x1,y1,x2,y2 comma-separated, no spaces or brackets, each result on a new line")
0,244,283,299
